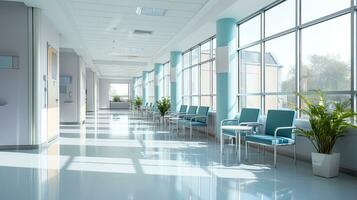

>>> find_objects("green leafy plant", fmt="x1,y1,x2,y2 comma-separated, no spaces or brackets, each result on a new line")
156,97,171,117
112,96,121,102
134,96,143,109
297,90,357,154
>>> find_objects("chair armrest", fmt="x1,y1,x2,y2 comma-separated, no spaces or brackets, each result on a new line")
239,122,263,126
190,116,208,122
274,126,296,138
221,119,239,126
181,114,196,119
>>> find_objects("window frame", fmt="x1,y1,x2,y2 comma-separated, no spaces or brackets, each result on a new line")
237,0,357,116
181,36,217,110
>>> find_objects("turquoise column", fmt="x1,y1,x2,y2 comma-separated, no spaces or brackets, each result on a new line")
142,71,148,104
170,51,181,112
215,18,238,137
154,63,163,103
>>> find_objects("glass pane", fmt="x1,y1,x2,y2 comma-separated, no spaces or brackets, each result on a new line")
200,62,211,95
192,66,199,95
239,95,261,109
201,96,211,107
301,15,351,91
301,0,351,24
183,52,190,68
183,69,190,95
212,96,216,110
201,41,211,62
239,45,261,94
239,15,261,47
212,60,216,95
265,33,296,93
183,96,191,105
192,47,199,65
192,96,199,105
265,0,295,37
265,95,296,113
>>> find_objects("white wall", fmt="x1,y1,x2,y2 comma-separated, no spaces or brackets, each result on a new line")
79,57,86,123
59,51,79,123
99,79,130,109
0,2,30,146
59,51,86,124
86,69,99,112
34,9,61,144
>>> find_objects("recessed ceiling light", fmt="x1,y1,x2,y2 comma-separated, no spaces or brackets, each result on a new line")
136,7,167,16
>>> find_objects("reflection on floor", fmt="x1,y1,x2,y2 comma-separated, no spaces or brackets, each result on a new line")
0,110,356,200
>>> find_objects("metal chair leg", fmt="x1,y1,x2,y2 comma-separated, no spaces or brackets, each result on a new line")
294,144,296,165
190,124,192,140
220,128,223,154
245,142,248,160
274,145,277,168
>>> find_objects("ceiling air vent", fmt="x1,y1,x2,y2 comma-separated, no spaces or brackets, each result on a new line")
133,29,153,35
136,7,167,16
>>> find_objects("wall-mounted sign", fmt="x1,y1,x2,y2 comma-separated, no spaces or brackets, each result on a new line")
0,55,19,69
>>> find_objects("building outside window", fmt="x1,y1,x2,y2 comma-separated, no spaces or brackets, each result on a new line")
237,0,355,116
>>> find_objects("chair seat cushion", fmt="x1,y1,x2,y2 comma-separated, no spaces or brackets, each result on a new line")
222,129,247,137
190,121,207,127
245,135,294,145
178,120,207,127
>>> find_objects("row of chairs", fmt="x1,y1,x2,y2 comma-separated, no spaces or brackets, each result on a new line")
137,103,296,167
166,105,210,139
221,108,296,167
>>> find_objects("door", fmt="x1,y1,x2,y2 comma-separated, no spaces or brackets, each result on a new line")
47,45,59,141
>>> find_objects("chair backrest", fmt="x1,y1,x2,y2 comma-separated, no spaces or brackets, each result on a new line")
265,109,296,138
238,108,260,124
187,106,198,115
195,106,210,123
179,105,188,113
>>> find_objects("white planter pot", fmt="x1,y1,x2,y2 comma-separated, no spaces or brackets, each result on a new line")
311,152,340,178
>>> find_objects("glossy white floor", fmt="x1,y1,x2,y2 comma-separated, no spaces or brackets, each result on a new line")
1,110,357,200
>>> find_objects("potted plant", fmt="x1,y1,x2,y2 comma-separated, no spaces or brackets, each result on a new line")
156,97,171,120
112,96,121,102
297,90,357,178
134,96,143,110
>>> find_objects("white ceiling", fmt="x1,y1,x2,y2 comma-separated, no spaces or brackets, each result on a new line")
9,0,275,79
62,0,211,79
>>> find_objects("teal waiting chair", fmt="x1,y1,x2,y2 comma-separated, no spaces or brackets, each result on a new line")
220,108,261,154
175,106,198,133
166,105,188,127
245,109,296,168
181,106,210,139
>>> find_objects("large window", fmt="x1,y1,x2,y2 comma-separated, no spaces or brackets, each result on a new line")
109,83,129,102
162,62,170,98
134,77,142,98
182,37,216,110
147,71,155,103
237,0,356,116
